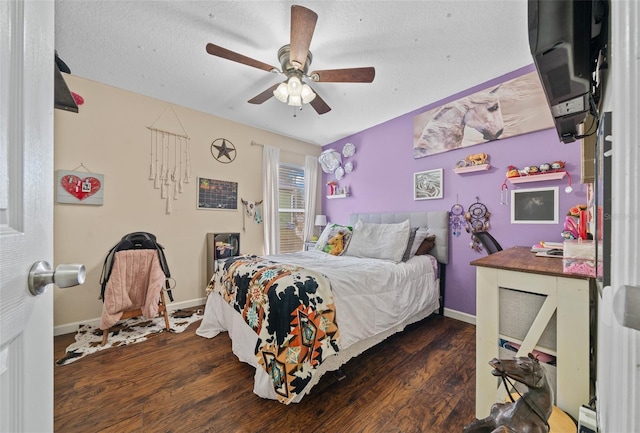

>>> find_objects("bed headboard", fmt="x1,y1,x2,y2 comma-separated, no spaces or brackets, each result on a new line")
348,211,449,264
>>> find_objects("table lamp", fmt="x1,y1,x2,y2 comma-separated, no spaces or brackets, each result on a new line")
314,214,327,238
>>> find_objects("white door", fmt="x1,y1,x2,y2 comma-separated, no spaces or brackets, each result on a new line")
0,1,54,431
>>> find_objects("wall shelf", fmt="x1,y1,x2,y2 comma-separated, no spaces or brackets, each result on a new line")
327,194,349,199
507,170,567,184
453,164,491,174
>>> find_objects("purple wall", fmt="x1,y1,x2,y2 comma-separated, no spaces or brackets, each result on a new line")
322,64,587,317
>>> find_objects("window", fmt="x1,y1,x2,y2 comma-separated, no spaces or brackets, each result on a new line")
278,164,305,252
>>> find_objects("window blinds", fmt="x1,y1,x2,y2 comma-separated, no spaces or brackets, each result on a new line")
278,165,305,253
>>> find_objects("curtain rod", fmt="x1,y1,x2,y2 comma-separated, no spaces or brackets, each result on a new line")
251,140,311,156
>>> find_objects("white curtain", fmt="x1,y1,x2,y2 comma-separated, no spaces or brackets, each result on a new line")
262,145,280,255
303,155,319,242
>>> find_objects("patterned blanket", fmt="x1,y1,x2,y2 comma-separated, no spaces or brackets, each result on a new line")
207,255,340,403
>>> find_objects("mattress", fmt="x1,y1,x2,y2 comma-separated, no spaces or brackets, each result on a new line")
196,251,440,403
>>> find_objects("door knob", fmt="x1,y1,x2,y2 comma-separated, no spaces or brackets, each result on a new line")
28,261,86,296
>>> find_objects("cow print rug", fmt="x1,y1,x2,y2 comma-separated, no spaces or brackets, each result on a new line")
55,307,203,366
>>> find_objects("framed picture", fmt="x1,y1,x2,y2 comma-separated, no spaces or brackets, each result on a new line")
414,168,444,200
212,232,240,260
197,177,238,210
56,170,105,206
511,186,559,224
413,70,554,159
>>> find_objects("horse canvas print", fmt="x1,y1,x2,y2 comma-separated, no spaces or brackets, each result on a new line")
413,70,554,158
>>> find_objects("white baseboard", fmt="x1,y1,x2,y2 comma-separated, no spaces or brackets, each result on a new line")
443,308,476,325
53,297,207,337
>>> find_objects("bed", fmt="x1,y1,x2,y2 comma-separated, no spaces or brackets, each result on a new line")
196,211,449,404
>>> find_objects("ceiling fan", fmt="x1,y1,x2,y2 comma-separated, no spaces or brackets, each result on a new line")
205,5,375,115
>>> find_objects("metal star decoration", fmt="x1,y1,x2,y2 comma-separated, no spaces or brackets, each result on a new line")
211,138,236,163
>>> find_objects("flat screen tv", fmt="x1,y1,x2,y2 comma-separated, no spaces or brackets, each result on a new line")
528,0,608,143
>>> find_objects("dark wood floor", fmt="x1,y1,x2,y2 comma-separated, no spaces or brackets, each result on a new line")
54,311,477,433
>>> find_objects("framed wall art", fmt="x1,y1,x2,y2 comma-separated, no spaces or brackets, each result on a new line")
197,177,238,210
413,70,554,159
56,169,105,205
414,168,443,200
511,186,559,224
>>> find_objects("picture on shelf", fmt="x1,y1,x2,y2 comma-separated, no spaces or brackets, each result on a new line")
511,186,558,224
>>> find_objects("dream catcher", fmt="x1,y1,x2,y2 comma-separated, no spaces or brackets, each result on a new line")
449,199,465,237
465,197,491,252
147,106,192,215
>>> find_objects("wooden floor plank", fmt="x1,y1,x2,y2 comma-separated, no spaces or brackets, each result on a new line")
54,312,477,432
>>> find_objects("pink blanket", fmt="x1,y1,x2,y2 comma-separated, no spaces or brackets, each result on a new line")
100,249,166,330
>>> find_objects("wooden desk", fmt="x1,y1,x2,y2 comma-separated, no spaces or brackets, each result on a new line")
471,246,594,421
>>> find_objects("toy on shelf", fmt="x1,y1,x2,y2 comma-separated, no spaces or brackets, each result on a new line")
453,153,491,174
505,160,566,179
504,160,573,191
465,153,488,166
326,181,350,198
327,181,337,196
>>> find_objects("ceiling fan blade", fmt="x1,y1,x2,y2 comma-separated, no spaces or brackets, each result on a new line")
206,43,278,73
289,5,318,69
309,91,331,115
247,83,281,104
310,67,376,83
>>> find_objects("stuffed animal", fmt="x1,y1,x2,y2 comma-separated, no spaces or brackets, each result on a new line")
506,165,520,178
326,231,347,256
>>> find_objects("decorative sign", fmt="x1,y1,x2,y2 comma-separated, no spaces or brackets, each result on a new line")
211,138,236,163
197,177,238,210
56,170,104,205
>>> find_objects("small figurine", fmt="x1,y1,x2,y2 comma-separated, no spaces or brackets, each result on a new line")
551,161,566,170
327,181,337,195
465,152,488,166
463,354,552,433
528,165,539,174
519,166,531,176
506,166,520,178
539,163,551,172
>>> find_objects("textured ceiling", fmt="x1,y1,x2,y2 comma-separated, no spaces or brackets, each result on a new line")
55,0,534,146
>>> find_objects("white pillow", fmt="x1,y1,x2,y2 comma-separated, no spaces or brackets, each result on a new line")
345,219,411,262
409,227,430,257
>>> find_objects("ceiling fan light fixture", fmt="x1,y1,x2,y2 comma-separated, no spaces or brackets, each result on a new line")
287,76,302,96
300,84,316,103
273,82,289,103
288,94,302,107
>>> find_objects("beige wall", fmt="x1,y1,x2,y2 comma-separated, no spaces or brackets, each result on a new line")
53,75,321,332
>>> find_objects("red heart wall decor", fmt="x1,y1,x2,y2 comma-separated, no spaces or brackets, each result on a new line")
60,175,101,201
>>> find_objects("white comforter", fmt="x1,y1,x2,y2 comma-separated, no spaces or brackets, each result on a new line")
196,251,440,402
